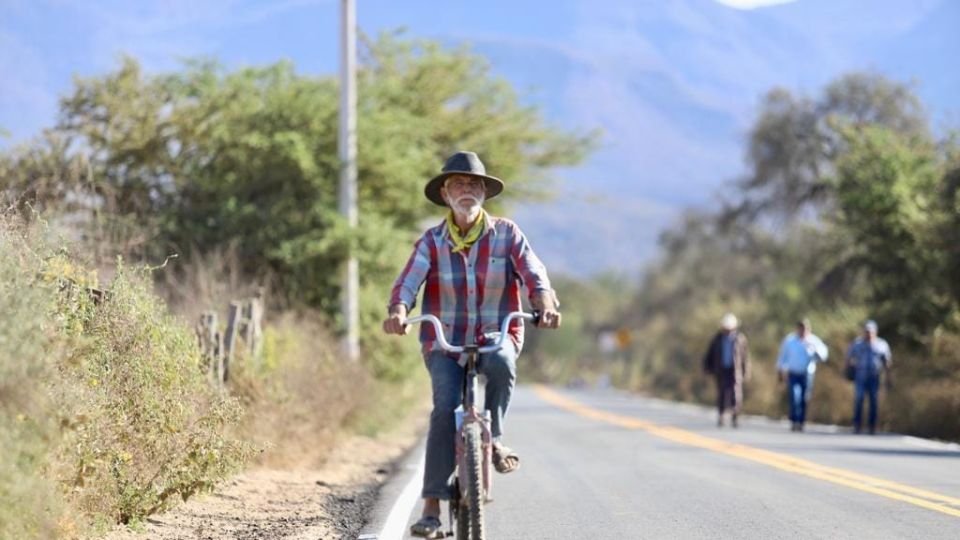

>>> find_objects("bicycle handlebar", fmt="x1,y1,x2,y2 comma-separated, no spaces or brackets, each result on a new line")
404,311,538,354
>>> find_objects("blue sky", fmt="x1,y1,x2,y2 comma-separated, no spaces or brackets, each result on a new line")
1,0,958,275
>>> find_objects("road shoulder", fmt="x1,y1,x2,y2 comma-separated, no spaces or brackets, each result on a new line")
102,406,428,540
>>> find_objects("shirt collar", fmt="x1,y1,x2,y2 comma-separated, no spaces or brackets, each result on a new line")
435,211,495,242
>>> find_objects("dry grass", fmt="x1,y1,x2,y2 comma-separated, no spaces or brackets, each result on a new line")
154,248,378,469
229,312,372,469
158,245,274,325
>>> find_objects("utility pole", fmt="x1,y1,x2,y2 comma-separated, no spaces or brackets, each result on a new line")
339,0,359,361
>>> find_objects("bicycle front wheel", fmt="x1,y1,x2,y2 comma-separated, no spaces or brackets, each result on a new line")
462,422,485,540
456,498,470,539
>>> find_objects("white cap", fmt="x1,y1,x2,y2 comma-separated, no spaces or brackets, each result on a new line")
720,313,738,330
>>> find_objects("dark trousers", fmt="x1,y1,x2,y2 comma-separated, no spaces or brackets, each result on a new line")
787,373,808,424
716,368,741,415
853,375,880,430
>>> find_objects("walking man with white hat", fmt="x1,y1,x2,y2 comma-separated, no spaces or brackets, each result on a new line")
703,313,751,427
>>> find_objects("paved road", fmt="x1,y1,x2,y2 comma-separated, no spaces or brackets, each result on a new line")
384,386,959,539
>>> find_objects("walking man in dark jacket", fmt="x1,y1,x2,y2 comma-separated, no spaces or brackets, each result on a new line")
703,313,751,427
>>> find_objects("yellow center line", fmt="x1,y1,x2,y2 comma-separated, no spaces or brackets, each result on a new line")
532,385,960,518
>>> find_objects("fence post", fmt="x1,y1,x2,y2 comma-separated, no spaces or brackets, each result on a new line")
223,301,241,382
248,287,265,361
196,311,224,386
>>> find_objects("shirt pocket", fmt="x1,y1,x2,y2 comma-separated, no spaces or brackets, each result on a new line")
484,255,511,291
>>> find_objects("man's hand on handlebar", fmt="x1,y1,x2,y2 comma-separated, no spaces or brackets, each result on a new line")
533,290,562,330
383,304,410,335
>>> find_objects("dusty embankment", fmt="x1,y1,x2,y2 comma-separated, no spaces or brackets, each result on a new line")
104,411,426,540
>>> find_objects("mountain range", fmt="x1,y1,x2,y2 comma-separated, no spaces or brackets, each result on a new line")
479,0,960,276
1,0,958,276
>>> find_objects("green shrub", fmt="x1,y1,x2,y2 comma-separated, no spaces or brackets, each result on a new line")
1,214,257,535
58,264,253,525
0,209,430,537
0,219,63,540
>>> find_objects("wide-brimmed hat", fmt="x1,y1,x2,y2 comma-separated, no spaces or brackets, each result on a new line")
424,151,504,206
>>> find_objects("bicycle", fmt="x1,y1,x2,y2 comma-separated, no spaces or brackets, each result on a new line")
405,310,540,540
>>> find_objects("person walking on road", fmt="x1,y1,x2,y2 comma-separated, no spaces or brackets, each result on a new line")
777,319,828,432
702,313,750,428
846,320,892,434
383,151,561,538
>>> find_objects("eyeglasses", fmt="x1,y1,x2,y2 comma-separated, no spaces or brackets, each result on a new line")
445,177,485,191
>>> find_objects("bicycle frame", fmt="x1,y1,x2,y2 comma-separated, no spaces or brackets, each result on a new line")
457,343,491,502
404,311,537,538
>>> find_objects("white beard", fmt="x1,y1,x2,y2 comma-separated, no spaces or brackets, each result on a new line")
448,193,485,220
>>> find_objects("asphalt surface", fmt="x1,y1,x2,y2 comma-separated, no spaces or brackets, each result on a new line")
381,385,960,539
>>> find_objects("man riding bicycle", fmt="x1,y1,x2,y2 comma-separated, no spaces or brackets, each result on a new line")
382,151,561,538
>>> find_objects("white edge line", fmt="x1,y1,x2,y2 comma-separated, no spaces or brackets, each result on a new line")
902,435,960,452
376,451,425,540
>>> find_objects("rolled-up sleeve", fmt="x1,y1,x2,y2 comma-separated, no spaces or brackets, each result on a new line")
812,336,829,362
389,234,431,311
508,226,554,303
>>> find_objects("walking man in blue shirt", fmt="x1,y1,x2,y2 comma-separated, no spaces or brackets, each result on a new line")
845,320,892,434
777,319,828,432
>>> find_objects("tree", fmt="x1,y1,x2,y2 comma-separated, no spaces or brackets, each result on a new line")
940,135,960,313
13,33,594,318
0,132,92,217
830,125,948,343
728,72,929,224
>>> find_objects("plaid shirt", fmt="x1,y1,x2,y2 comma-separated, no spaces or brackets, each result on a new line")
389,214,554,358
847,337,892,380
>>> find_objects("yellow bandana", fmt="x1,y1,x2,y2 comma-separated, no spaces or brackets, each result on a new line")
446,209,487,253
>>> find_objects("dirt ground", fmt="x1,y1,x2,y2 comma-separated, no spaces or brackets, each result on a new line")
103,414,426,540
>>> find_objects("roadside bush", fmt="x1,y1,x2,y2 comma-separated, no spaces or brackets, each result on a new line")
0,218,63,539
885,330,960,440
58,264,254,526
0,215,255,536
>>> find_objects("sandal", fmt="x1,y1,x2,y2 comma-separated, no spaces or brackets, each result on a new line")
492,442,521,474
410,515,443,538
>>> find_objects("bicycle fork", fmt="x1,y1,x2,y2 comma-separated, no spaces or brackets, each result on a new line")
456,349,493,502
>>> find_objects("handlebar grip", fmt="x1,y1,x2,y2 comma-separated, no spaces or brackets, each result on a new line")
532,309,542,326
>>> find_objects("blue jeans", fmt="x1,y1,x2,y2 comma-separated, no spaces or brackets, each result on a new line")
787,373,808,424
853,375,880,430
422,345,517,500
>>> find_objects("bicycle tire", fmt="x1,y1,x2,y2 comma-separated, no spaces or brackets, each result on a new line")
463,422,485,540
456,499,470,539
